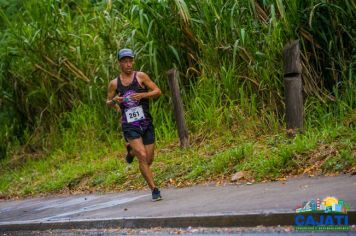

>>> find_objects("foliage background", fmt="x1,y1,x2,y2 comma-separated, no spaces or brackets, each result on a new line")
0,0,354,197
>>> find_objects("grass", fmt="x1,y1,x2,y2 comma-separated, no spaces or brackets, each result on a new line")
1,110,354,198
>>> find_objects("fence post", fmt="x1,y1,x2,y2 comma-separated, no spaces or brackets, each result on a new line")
283,40,304,136
167,69,189,148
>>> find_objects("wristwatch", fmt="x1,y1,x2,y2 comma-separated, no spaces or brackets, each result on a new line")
111,100,120,105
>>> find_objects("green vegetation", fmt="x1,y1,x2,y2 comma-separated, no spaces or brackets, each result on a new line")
1,119,354,198
0,0,355,198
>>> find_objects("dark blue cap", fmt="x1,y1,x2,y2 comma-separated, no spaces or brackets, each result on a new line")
118,48,134,60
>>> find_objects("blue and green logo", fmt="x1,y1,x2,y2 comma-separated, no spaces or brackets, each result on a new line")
295,196,351,231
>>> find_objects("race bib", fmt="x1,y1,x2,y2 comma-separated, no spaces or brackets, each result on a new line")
125,106,145,123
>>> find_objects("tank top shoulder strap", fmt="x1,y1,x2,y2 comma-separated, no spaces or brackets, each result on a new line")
132,71,138,83
115,76,121,95
133,71,147,89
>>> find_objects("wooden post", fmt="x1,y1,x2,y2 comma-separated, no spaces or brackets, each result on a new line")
283,40,303,136
167,69,189,148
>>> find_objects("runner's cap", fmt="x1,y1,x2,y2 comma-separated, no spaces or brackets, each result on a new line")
118,48,134,60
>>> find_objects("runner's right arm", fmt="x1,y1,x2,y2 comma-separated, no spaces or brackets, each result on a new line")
106,80,123,111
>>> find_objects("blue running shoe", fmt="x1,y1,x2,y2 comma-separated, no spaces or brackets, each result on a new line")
152,188,162,201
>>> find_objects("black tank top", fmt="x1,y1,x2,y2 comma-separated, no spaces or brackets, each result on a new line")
115,72,152,126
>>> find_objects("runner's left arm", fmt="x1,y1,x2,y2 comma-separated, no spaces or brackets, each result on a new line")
130,72,161,101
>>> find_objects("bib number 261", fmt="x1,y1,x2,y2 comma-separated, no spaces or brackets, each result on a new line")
125,106,145,123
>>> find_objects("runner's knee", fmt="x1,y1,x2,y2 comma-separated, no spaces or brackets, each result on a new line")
136,150,147,161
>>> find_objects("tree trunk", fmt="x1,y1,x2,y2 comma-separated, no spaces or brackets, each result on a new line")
283,40,304,135
167,69,189,148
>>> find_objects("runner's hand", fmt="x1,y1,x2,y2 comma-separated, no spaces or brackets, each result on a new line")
113,96,124,103
130,93,146,101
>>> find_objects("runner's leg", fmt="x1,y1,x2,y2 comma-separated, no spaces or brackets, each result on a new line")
142,124,155,166
127,138,156,190
145,144,155,166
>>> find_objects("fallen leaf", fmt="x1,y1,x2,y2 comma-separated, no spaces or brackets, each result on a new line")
231,171,245,182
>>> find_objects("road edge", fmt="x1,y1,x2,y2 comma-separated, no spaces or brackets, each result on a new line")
1,211,355,231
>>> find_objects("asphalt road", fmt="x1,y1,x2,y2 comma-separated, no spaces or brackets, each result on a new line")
0,174,355,233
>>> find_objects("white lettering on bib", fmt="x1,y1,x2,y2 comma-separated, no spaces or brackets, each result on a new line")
125,106,145,123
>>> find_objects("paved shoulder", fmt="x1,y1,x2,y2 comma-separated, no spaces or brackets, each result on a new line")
0,175,355,230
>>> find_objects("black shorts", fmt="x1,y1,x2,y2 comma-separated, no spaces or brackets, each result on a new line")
122,123,155,145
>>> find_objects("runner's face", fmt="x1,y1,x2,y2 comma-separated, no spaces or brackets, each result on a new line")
119,57,134,74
